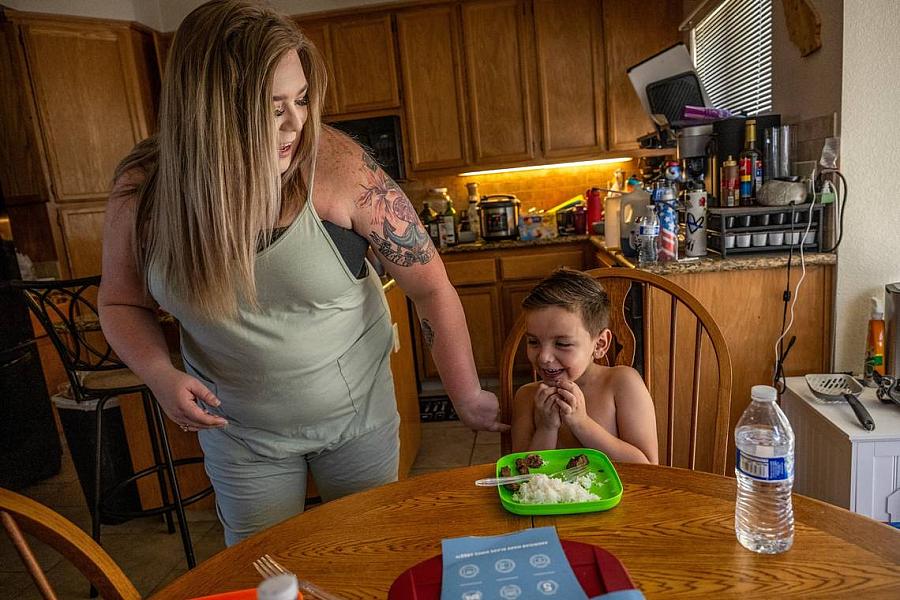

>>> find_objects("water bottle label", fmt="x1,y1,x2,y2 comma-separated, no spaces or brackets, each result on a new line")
638,224,659,236
736,449,793,481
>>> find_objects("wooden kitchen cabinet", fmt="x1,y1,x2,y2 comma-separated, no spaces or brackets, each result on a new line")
532,0,607,159
602,0,681,151
294,21,339,115
396,5,469,171
21,21,154,202
415,240,594,380
461,0,536,165
0,11,159,277
297,14,400,117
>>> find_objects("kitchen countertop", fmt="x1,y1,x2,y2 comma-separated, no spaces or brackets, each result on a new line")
589,236,836,275
437,234,591,254
431,233,836,274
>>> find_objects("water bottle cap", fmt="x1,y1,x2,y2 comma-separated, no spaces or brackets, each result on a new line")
751,385,778,402
257,574,299,600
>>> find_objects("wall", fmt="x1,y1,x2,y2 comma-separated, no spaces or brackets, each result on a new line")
157,0,393,30
771,0,842,124
2,0,399,30
400,161,639,217
2,0,164,28
833,0,900,372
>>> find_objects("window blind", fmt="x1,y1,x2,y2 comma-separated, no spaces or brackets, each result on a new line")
692,0,773,116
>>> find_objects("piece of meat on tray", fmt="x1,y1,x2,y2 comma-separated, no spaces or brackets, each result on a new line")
515,458,529,475
524,453,544,468
500,465,520,492
566,453,589,469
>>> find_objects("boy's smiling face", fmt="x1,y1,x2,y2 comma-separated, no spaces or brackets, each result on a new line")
524,306,609,385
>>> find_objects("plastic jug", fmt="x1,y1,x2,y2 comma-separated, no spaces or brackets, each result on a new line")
619,188,652,258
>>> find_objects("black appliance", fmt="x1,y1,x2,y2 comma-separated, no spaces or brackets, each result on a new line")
0,238,62,489
329,115,406,181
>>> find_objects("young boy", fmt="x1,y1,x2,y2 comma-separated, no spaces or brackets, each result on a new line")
511,268,658,464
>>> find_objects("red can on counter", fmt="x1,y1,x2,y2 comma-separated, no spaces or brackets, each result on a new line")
585,187,604,230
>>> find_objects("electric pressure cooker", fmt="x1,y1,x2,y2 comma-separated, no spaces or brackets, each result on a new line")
478,194,520,240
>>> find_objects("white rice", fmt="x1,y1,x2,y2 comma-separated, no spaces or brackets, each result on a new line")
513,473,599,504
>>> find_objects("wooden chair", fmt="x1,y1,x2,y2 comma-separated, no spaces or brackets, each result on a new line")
499,268,733,474
1,486,140,600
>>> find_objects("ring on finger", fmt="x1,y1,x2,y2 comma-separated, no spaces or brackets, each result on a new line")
179,423,189,432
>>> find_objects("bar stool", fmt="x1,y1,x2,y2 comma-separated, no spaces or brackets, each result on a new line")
13,276,212,571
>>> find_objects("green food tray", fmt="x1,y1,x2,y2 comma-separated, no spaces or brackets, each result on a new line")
496,448,623,516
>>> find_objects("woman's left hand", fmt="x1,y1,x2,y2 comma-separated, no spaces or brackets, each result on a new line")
554,380,588,428
454,389,511,432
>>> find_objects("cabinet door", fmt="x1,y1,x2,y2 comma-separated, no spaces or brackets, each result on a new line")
298,21,339,116
501,281,537,372
397,5,469,172
0,21,48,203
602,0,681,150
461,0,535,164
418,285,502,379
331,15,400,113
532,0,606,158
57,203,106,277
22,23,146,201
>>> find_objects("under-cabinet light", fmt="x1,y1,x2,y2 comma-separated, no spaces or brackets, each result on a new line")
458,157,632,177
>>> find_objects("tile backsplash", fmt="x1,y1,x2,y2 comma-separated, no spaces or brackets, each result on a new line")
399,160,640,214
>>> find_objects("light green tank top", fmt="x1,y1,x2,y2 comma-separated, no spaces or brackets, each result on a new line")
148,168,397,458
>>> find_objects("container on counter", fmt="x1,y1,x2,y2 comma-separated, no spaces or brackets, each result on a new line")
604,194,622,250
619,188,652,258
684,189,708,257
418,200,441,247
721,156,739,207
478,194,520,240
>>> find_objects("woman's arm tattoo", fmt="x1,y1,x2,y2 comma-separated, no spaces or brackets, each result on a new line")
356,151,433,267
421,318,435,348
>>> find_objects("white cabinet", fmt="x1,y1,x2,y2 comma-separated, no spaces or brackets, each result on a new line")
781,377,900,524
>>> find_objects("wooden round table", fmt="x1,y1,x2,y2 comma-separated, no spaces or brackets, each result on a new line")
152,464,900,599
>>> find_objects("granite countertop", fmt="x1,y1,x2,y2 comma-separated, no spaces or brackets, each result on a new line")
438,234,591,254
588,236,837,275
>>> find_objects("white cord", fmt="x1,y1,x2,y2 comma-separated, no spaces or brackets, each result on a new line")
773,196,816,375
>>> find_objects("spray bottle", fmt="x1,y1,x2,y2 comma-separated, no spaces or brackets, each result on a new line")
865,296,886,384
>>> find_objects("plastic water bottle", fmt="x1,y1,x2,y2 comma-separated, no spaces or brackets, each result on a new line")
636,205,659,266
734,385,795,554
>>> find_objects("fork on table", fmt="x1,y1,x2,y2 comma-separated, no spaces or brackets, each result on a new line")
474,462,590,487
253,554,347,600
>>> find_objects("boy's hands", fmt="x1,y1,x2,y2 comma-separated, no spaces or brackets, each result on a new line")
534,383,562,431
553,380,589,428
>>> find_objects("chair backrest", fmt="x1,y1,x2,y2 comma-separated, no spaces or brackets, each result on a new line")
1,487,140,600
499,267,733,475
12,277,125,400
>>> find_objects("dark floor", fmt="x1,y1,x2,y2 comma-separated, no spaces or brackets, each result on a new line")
1,420,500,598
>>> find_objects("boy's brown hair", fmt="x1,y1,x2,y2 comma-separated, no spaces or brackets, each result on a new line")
522,268,610,335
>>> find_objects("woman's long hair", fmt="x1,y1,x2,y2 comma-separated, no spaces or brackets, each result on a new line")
114,0,326,319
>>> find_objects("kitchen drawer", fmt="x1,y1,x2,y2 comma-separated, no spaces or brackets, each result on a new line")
499,250,583,281
444,257,497,286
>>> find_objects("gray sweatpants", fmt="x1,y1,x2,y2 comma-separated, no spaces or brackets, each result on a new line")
199,417,400,546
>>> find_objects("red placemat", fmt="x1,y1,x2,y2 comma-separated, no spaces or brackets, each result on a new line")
388,540,636,599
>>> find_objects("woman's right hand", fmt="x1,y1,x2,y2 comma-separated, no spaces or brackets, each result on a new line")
145,367,228,432
533,383,561,432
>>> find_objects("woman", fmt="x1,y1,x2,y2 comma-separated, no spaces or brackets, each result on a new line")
99,0,506,546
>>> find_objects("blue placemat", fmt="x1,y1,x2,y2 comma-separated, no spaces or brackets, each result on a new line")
441,526,589,600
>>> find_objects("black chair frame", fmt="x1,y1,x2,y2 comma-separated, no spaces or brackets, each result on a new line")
12,276,212,572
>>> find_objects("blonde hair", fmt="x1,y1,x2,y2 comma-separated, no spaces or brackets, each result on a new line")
114,0,326,319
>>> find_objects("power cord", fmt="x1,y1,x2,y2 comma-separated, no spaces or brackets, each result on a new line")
773,200,816,390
